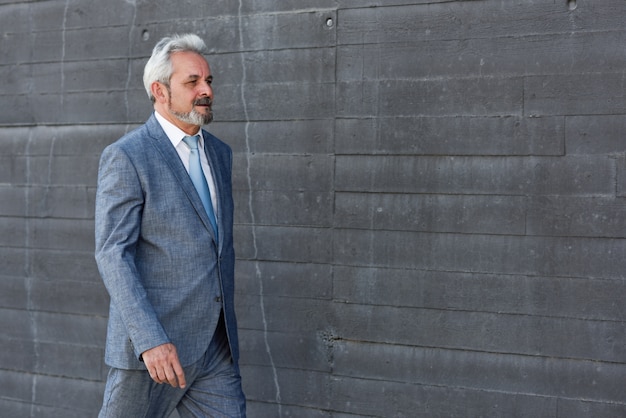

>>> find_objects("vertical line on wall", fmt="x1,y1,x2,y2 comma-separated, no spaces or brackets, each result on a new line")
330,9,339,352
24,129,39,418
60,0,70,114
42,135,56,214
237,2,282,415
123,1,138,124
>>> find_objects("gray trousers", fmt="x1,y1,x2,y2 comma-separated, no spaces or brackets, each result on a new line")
99,315,246,418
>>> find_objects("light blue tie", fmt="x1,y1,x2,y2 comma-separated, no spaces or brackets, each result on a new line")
183,135,218,241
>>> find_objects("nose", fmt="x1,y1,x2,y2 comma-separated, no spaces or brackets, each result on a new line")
200,80,213,98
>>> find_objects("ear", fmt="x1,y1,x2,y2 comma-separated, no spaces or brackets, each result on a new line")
151,81,168,103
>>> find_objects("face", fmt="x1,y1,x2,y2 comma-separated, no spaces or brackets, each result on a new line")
152,51,214,134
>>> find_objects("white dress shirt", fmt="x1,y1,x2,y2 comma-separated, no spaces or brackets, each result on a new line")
154,111,218,215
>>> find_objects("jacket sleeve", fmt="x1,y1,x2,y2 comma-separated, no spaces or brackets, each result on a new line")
94,144,170,359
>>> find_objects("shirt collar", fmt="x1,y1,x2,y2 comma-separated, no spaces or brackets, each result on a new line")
154,110,203,148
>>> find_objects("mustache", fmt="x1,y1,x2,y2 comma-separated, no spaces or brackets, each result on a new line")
194,98,212,106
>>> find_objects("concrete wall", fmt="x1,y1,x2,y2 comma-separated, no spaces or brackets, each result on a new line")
2,0,626,416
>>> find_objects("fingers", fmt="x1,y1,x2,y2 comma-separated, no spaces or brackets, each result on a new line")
142,343,187,388
160,361,186,388
173,360,187,389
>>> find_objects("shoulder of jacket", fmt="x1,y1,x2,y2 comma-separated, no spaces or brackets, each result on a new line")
203,130,232,153
107,124,150,151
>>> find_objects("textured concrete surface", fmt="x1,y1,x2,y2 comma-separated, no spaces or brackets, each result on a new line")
2,0,626,416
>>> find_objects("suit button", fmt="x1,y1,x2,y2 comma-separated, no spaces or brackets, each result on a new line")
215,296,222,303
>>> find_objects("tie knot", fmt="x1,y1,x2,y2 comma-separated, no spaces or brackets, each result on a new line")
183,135,200,150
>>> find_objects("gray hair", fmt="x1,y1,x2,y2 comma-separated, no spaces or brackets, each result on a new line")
143,34,208,102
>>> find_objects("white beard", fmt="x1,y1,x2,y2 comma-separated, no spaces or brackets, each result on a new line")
169,106,213,126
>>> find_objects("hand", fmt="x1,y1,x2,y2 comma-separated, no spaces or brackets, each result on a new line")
141,343,187,388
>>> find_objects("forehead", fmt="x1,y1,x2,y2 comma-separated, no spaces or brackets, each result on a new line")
170,51,211,78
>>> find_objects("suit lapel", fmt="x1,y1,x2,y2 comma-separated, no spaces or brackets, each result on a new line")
145,115,219,246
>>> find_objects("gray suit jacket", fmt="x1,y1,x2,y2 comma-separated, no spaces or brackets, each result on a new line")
95,113,239,371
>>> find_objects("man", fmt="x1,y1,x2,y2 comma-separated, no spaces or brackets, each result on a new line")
95,33,246,417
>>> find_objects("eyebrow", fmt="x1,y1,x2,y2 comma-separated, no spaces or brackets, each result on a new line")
185,74,213,81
